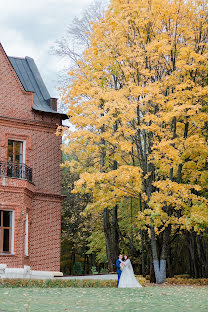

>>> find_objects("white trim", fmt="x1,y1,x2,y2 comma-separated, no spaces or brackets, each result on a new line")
0,209,14,254
22,141,26,164
11,210,15,254
25,213,28,256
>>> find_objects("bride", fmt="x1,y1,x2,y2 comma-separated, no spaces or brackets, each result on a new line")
118,255,142,288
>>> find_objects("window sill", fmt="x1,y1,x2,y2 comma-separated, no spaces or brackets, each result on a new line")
0,253,16,256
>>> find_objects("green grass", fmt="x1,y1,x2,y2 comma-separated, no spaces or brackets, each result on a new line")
0,286,208,312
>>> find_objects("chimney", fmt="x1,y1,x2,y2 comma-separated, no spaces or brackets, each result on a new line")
48,98,57,111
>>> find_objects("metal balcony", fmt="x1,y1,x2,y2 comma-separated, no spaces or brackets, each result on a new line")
0,161,32,183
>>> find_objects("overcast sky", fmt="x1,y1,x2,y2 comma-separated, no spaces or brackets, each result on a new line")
0,0,95,98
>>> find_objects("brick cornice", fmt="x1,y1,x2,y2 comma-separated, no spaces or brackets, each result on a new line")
0,178,35,194
0,186,64,201
0,115,59,132
34,191,65,201
0,187,34,197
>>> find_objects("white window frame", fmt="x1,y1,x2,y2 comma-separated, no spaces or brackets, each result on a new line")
0,210,14,255
25,213,29,256
11,210,15,254
8,139,26,164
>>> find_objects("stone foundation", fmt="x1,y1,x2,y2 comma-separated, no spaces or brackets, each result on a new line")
0,264,63,279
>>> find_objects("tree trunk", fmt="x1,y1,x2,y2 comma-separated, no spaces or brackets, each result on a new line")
84,254,87,274
71,251,76,275
196,234,208,278
150,258,156,283
104,208,114,272
150,227,162,283
92,253,96,267
151,226,170,283
187,232,198,277
141,229,149,277
167,245,174,278
153,259,166,284
86,255,90,274
186,230,208,278
203,232,208,277
112,205,120,260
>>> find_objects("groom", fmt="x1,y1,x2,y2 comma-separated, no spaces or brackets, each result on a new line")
116,254,123,287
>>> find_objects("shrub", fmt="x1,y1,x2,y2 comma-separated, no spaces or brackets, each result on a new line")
173,274,190,279
100,268,109,274
72,262,83,275
135,276,146,287
91,266,98,275
167,278,208,285
5,276,208,288
0,279,117,288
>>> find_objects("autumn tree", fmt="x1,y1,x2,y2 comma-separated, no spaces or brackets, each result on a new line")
51,0,106,92
61,153,92,274
59,0,208,283
54,0,121,271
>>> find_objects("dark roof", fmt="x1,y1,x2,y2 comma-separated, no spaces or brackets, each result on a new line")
9,56,59,114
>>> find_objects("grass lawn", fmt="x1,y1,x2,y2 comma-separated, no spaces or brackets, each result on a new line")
0,286,208,312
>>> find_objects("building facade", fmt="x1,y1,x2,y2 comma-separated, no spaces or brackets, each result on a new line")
0,43,65,278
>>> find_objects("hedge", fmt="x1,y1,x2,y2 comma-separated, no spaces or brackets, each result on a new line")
0,276,207,288
0,276,146,288
0,279,117,288
166,278,208,286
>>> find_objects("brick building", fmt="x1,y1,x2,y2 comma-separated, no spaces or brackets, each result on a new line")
0,43,65,278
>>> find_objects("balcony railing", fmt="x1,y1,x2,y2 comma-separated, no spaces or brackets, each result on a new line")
0,161,32,183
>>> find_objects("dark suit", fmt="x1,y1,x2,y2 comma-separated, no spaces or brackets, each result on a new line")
116,259,122,287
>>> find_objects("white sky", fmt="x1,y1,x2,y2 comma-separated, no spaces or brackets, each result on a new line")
0,0,94,98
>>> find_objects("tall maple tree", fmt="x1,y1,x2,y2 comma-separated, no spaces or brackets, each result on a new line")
59,0,208,283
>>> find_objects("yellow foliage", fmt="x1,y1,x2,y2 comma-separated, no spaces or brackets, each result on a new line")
60,0,208,233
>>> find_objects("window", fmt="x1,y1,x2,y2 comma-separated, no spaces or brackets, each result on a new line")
8,140,23,164
0,210,12,253
7,140,25,179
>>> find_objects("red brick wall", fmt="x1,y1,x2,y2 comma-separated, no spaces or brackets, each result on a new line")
0,178,34,268
30,129,62,194
0,45,33,121
30,196,62,271
0,44,63,271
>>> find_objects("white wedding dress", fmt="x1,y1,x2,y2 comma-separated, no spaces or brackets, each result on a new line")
118,259,142,288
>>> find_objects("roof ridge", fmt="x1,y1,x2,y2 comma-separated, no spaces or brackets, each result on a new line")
9,56,26,60
25,57,51,101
